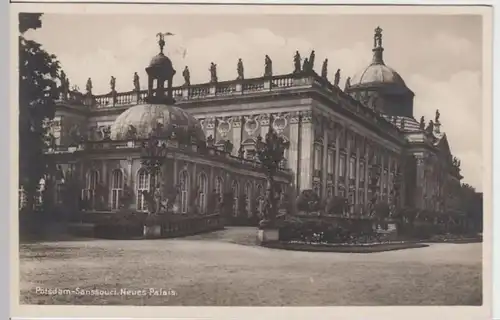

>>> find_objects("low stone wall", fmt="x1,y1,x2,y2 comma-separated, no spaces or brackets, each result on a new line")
71,212,224,239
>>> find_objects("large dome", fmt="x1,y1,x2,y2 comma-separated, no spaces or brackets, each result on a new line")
110,103,205,142
350,63,406,88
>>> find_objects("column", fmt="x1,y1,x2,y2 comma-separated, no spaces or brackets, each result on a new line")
354,135,360,207
334,123,341,196
364,143,369,205
173,159,178,185
345,129,351,187
299,110,314,190
259,113,270,137
321,116,329,197
288,112,300,190
231,116,242,157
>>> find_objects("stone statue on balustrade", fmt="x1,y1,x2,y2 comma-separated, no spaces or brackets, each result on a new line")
308,50,316,71
419,116,425,130
86,78,93,95
133,72,140,91
293,51,301,74
59,70,70,100
426,120,434,134
264,55,273,77
182,66,191,86
435,109,441,124
110,76,116,92
209,62,218,83
236,58,244,80
334,69,341,87
302,58,310,73
344,77,351,91
321,58,328,79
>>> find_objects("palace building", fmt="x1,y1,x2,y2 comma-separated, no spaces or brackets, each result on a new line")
38,27,465,224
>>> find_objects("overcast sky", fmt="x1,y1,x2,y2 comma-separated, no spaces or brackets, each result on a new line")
25,13,484,191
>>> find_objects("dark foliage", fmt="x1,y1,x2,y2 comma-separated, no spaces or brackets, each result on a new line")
19,13,61,212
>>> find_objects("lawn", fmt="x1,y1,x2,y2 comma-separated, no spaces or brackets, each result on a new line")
19,227,482,306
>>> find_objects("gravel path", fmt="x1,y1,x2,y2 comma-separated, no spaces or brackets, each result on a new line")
19,227,482,306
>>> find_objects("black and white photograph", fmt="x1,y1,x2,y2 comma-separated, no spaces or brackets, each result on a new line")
13,4,492,319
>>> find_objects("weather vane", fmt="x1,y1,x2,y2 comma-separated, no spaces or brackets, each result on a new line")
156,32,175,54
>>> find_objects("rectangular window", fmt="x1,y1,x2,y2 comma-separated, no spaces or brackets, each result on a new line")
327,150,334,174
314,146,322,170
339,155,345,177
349,157,356,180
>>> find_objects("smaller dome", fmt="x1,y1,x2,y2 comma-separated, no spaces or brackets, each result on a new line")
110,103,205,142
350,63,406,88
149,52,173,69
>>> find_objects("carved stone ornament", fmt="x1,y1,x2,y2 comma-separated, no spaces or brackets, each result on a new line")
258,114,270,126
217,118,231,138
244,116,260,136
300,110,312,123
205,117,216,130
272,114,288,133
231,116,242,128
289,112,300,124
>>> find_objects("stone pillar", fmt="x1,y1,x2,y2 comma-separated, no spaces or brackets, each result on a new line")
334,124,341,196
259,114,270,137
321,117,329,198
354,136,360,207
231,116,242,157
173,159,178,185
299,110,313,190
364,144,370,204
288,112,300,190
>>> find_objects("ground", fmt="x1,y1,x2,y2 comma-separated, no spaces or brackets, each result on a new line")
19,227,482,306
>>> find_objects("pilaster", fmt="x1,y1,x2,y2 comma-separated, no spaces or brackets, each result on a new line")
321,116,329,198
231,116,242,157
299,110,313,190
288,112,300,190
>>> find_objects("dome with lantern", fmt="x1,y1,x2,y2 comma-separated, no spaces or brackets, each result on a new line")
347,27,415,118
349,27,409,91
110,33,205,143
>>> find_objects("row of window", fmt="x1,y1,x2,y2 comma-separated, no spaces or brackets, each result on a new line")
79,169,269,216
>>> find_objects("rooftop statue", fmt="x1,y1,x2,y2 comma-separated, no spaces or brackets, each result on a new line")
156,31,174,54
110,76,116,92
321,58,328,79
182,66,191,86
237,58,244,80
86,78,93,95
334,69,341,87
209,62,218,83
374,26,383,48
133,72,140,91
419,116,425,130
426,120,434,134
435,109,441,124
293,51,301,74
264,55,273,77
344,76,351,91
308,50,316,71
59,70,70,100
302,58,309,73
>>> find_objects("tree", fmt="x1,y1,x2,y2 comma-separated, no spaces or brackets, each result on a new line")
19,13,61,213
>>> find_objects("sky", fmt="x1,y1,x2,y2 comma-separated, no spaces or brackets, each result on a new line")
24,13,484,191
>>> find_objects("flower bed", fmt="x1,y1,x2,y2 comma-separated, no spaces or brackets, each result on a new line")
264,240,428,253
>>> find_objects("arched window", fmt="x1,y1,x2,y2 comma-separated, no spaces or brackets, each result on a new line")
111,169,124,210
198,172,208,214
256,184,264,217
231,180,240,217
244,182,252,217
136,169,156,212
215,176,224,202
82,170,99,209
179,170,189,214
